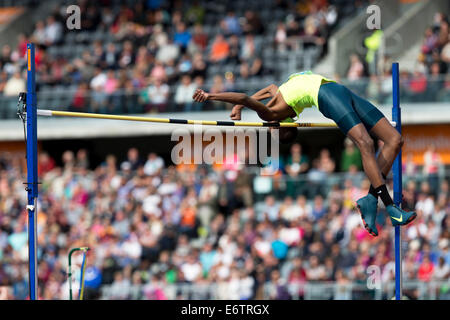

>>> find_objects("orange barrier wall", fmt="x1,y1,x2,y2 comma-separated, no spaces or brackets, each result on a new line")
403,124,450,165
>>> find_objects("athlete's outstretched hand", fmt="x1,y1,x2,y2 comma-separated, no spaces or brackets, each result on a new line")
230,105,243,120
192,89,209,102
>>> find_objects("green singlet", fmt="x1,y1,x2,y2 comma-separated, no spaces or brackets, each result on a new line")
278,70,335,119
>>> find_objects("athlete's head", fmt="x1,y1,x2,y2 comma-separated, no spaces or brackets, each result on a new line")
272,127,298,144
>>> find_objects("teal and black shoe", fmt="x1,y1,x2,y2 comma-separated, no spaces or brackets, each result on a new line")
386,204,417,227
356,194,379,237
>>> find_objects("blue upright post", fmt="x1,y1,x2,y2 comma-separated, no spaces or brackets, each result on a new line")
392,62,402,300
26,43,38,300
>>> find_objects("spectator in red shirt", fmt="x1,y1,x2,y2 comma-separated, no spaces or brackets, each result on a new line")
409,68,428,101
417,255,434,282
191,24,208,52
288,257,307,299
70,82,89,112
38,152,56,177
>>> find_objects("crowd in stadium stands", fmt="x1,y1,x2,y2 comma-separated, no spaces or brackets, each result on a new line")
0,2,449,118
0,139,448,299
345,11,450,104
0,0,377,118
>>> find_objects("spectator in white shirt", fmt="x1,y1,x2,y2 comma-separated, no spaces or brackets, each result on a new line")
32,21,47,46
90,67,107,91
3,71,25,96
146,78,169,113
45,15,63,45
143,152,165,176
174,75,198,111
181,254,202,282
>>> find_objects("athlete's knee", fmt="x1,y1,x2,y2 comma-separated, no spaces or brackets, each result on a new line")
394,133,404,149
353,134,374,154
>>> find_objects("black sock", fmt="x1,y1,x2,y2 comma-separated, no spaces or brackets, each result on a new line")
374,184,394,207
369,184,378,198
369,173,387,198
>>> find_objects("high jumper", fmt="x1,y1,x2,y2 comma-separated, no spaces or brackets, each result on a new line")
192,70,417,237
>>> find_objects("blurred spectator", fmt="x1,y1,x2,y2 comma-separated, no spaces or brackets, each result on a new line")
109,271,131,299
340,138,362,172
421,27,438,55
423,144,442,196
242,10,264,35
434,256,450,280
318,149,335,174
311,195,327,221
177,54,193,75
104,70,119,95
143,152,164,176
156,37,180,64
185,0,205,25
306,255,326,281
3,71,25,96
102,43,119,70
285,17,301,51
44,15,63,46
70,82,90,112
347,54,365,81
32,21,47,46
38,152,56,176
174,75,198,111
181,254,202,282
209,34,230,64
173,22,192,52
221,11,241,36
428,62,444,99
275,22,287,51
285,143,309,197
190,24,208,52
240,34,259,62
403,153,417,183
408,66,428,101
301,15,326,49
144,78,170,113
417,255,434,282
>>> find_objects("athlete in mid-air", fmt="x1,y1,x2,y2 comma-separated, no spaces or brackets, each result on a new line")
192,70,416,236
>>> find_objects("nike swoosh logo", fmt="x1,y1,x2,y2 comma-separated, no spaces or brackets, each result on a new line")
391,215,403,222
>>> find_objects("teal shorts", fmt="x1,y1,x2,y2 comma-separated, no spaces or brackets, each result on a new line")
317,82,385,134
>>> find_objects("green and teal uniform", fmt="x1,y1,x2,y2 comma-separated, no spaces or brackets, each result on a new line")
278,71,385,134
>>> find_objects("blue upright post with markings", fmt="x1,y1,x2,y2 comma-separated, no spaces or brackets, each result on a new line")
26,43,38,300
392,62,402,300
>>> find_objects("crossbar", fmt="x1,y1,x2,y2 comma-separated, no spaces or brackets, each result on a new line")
37,109,396,128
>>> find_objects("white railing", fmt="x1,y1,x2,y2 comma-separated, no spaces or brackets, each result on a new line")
98,280,450,300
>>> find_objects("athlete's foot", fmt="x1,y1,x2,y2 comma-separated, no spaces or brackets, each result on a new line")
386,205,417,227
356,194,379,237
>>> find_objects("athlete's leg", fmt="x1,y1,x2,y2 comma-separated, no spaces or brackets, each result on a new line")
317,83,382,236
318,82,416,234
348,91,416,228
369,117,404,177
346,124,384,188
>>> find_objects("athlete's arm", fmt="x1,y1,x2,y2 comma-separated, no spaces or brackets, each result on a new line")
250,84,279,101
230,84,279,120
192,89,293,121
